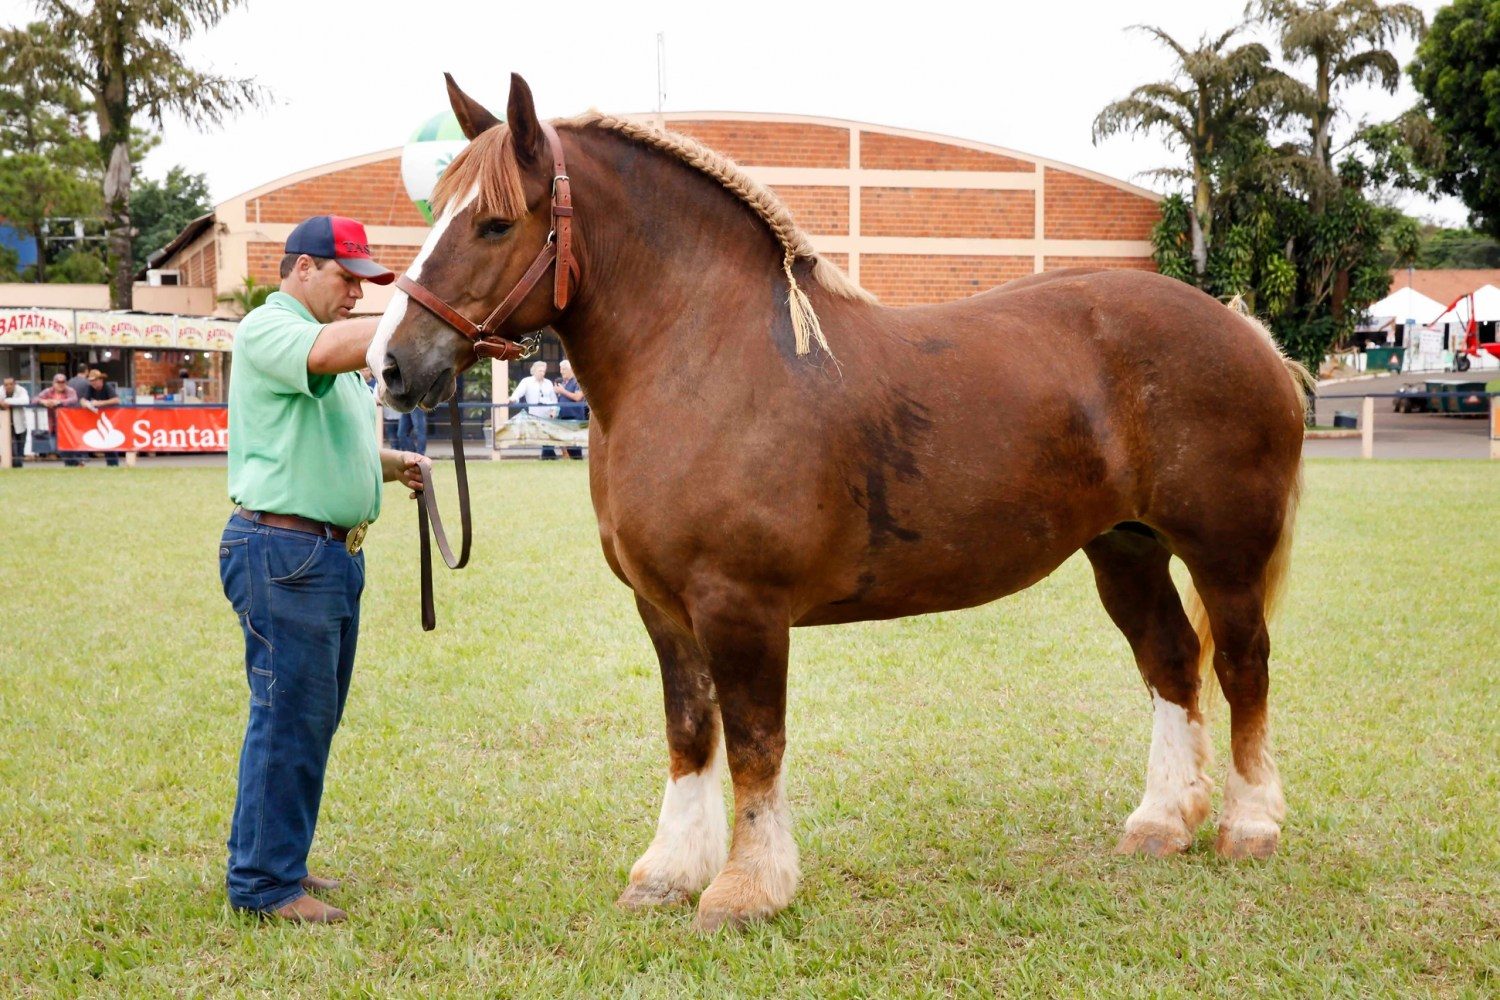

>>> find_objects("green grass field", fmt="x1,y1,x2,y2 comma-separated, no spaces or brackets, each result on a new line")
1,460,1495,997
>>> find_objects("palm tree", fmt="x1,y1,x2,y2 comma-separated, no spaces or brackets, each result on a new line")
1250,0,1426,180
1094,24,1302,279
217,275,273,317
19,1,264,309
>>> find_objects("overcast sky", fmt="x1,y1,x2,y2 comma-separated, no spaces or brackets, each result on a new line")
0,0,1466,224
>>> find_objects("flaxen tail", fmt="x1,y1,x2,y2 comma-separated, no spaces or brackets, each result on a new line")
1187,299,1312,702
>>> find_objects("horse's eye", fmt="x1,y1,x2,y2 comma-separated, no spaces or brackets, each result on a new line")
478,219,511,240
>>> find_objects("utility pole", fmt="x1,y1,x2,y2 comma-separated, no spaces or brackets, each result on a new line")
656,31,667,130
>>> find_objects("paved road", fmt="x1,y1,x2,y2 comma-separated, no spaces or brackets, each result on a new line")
1308,370,1497,460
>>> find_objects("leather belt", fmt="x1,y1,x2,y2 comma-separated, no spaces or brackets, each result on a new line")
236,507,351,543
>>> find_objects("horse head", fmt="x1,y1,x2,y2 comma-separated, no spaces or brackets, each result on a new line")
370,73,575,412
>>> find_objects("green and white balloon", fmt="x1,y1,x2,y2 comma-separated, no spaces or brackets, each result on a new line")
401,111,475,224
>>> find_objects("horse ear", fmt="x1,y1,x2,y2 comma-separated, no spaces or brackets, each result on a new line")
444,73,501,140
505,72,545,166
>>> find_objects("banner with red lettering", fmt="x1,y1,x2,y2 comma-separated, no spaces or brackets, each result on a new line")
55,407,229,453
0,308,73,345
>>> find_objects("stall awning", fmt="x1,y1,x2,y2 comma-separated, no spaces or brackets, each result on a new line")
1365,286,1446,325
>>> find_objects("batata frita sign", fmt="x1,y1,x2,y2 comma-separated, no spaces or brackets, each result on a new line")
55,407,230,453
0,309,74,345
0,308,237,350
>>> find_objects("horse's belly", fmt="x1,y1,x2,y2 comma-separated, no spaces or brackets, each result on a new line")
792,519,1092,627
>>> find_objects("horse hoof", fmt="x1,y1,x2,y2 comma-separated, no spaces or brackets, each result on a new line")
692,904,756,933
617,881,692,910
1114,822,1191,857
1215,824,1279,860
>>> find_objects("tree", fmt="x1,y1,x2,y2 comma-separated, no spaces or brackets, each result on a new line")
1251,0,1426,199
0,22,100,283
1123,5,1432,379
216,274,274,316
47,247,110,283
1410,0,1500,239
1414,226,1500,268
1093,24,1301,278
19,1,262,308
0,243,21,282
132,165,211,271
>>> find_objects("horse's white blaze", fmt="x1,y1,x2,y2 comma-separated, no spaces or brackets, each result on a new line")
628,745,728,893
1124,691,1213,837
366,185,478,393
1220,754,1286,838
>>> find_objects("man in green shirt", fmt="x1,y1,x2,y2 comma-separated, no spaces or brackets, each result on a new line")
219,215,427,924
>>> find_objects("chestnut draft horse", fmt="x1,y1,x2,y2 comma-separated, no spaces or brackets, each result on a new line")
371,74,1312,932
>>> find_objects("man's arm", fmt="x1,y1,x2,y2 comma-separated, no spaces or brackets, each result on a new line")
308,317,383,375
508,379,528,404
556,383,584,401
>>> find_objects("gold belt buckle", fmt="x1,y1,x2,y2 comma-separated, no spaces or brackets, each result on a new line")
345,520,370,555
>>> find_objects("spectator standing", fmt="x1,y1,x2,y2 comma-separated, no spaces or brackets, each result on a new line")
554,359,585,459
67,367,91,401
35,374,79,465
80,369,123,467
509,360,560,459
396,405,427,456
1,377,30,467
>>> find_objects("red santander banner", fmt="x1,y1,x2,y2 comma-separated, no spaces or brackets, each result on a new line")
56,407,229,453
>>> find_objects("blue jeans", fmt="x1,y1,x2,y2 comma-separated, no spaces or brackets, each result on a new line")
396,408,427,454
218,512,365,912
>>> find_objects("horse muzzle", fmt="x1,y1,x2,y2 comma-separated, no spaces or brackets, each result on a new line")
378,345,458,413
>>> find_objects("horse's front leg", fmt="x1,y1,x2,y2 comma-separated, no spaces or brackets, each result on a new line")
618,595,727,908
689,592,797,932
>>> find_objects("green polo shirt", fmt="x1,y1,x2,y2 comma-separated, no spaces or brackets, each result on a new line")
227,292,381,527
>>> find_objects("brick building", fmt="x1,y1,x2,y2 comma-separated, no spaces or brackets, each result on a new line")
150,111,1160,312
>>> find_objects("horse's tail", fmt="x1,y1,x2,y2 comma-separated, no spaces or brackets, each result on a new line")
1188,297,1310,703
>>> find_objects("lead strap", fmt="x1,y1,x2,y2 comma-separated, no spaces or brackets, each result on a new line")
417,394,472,630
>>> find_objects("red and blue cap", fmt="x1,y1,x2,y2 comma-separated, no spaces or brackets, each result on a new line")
285,215,396,285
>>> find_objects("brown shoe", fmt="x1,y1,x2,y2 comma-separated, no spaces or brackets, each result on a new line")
271,894,347,924
300,874,342,893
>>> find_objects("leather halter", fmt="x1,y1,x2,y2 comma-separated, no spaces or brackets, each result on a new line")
399,120,581,631
395,120,580,365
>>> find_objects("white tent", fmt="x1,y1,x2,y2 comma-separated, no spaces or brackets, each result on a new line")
1471,284,1500,321
1430,283,1500,324
1366,285,1446,324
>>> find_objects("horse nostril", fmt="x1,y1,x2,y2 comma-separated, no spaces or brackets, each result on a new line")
381,354,403,392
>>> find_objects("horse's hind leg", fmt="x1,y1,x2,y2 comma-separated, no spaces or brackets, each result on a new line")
1085,527,1213,856
618,595,728,909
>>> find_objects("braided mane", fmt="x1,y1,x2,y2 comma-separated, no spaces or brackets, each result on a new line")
431,110,876,358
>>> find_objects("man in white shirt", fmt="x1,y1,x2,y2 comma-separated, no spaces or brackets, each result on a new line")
1,377,31,467
509,360,561,460
509,360,559,418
